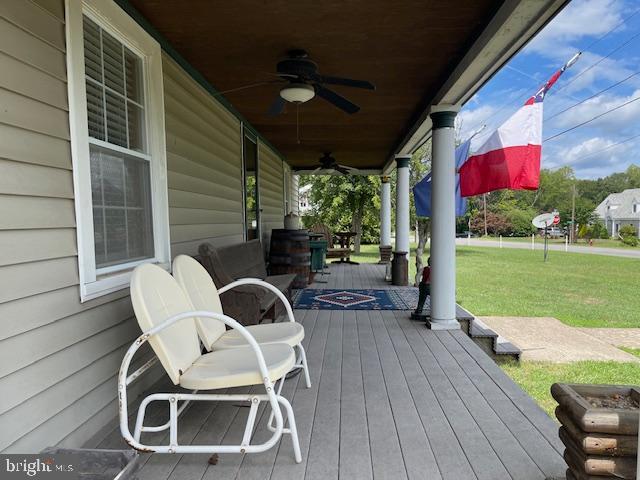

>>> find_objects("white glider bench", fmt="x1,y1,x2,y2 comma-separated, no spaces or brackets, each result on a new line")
118,262,304,462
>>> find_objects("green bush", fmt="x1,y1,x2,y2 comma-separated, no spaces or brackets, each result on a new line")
618,224,638,246
619,225,637,238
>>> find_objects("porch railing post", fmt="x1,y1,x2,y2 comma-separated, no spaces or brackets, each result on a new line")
428,104,460,330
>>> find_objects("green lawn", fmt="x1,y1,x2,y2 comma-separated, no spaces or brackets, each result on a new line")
353,244,640,328
502,360,640,417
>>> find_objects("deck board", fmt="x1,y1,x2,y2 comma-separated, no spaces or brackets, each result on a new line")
107,263,564,480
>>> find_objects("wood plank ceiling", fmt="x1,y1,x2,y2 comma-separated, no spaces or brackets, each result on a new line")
129,0,502,170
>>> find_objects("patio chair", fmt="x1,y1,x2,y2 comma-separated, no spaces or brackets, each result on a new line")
118,263,302,462
172,254,311,389
311,223,351,261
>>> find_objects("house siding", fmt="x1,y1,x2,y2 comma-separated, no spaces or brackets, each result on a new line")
291,173,300,216
259,142,285,253
0,0,163,453
162,55,245,254
0,0,287,453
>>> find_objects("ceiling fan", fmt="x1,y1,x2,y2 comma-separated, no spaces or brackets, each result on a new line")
299,152,358,175
267,49,375,115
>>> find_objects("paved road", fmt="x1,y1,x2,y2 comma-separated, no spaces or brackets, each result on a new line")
456,238,640,259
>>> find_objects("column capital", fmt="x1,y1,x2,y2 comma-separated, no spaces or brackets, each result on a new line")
395,154,411,168
381,175,390,183
429,104,460,129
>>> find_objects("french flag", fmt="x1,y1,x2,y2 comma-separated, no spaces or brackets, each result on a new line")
459,53,580,197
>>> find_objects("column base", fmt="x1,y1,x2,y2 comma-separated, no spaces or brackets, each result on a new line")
378,245,392,264
426,319,460,330
391,251,408,286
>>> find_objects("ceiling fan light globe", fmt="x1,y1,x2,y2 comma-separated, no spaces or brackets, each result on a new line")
279,83,315,103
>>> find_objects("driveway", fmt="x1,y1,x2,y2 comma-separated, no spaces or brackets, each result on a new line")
456,238,640,259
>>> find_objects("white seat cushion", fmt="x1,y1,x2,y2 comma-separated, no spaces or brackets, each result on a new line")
213,322,304,350
179,343,295,390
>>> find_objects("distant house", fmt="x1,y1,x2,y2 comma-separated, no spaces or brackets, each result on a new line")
595,188,640,238
299,184,313,214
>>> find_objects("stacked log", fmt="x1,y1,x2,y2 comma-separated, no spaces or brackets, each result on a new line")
551,383,638,480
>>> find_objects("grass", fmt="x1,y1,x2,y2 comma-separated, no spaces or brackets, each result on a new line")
477,236,638,249
620,347,640,358
501,360,640,417
352,243,640,328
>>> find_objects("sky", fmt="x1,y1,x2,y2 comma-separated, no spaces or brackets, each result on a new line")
457,0,640,179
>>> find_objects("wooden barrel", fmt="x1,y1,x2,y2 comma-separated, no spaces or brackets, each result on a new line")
269,229,311,289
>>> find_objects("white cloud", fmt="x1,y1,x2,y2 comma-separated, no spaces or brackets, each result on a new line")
546,88,640,134
543,135,640,178
524,0,624,61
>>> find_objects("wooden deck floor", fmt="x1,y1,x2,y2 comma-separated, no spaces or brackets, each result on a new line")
92,263,566,480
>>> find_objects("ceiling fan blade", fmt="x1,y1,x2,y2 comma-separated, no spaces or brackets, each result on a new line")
337,163,358,171
317,75,375,90
267,95,286,116
315,86,360,114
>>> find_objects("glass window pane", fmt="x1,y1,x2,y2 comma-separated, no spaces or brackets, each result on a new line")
104,207,127,264
127,101,145,151
83,17,102,83
90,147,154,268
99,152,125,207
93,206,106,266
86,79,105,140
105,90,127,147
101,30,125,95
125,48,143,103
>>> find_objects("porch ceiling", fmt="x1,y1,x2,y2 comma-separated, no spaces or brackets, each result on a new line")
126,0,560,171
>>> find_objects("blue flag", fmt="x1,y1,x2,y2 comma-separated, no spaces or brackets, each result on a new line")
413,140,471,217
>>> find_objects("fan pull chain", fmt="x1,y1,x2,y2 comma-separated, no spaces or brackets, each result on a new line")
296,103,301,144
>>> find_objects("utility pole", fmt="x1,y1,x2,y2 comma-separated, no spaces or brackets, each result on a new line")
570,183,576,243
483,194,488,236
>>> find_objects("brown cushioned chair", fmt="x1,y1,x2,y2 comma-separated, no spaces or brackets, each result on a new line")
196,240,296,325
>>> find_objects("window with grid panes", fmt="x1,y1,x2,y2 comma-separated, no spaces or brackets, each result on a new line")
83,16,154,268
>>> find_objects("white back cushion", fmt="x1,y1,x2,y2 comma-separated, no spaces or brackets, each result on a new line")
130,263,201,384
172,255,226,348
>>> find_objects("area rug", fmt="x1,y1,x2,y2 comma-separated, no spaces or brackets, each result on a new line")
292,288,420,310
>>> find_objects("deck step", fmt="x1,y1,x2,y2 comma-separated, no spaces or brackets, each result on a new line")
464,316,521,363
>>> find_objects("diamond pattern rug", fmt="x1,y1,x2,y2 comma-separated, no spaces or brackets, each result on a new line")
292,288,420,310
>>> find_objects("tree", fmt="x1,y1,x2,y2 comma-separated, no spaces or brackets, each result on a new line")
410,141,431,286
300,174,380,253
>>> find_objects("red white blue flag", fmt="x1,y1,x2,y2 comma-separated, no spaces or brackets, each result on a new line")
459,53,580,197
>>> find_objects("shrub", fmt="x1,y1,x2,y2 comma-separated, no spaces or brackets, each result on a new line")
622,235,639,247
619,225,637,238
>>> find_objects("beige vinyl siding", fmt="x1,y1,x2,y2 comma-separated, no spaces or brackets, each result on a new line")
0,0,161,453
0,0,287,454
163,55,245,255
259,142,285,251
288,170,300,216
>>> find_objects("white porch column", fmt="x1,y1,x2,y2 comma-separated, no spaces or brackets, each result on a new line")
428,105,460,330
379,176,393,264
392,155,411,285
380,176,391,246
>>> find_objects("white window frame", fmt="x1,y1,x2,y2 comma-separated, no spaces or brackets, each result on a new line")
66,0,170,302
